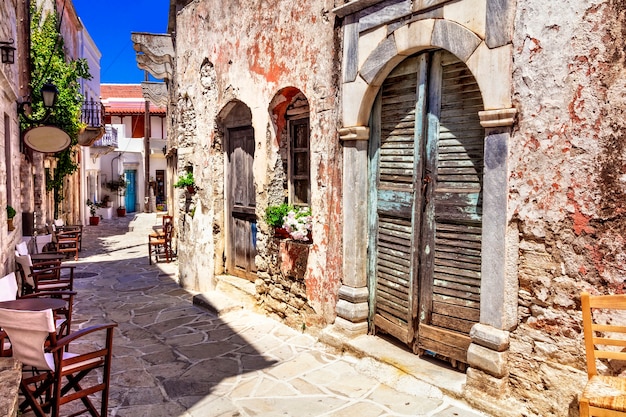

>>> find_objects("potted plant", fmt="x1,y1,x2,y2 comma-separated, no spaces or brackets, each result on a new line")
265,203,312,241
102,195,111,208
105,175,127,214
173,171,196,194
283,206,313,242
6,205,16,231
86,200,100,225
265,203,291,238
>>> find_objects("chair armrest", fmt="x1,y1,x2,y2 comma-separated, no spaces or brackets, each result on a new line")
32,260,62,268
50,323,118,353
20,290,77,298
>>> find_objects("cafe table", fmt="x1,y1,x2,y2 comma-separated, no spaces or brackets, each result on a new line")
0,297,66,311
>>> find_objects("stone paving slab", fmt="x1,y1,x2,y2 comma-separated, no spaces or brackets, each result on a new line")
20,213,490,417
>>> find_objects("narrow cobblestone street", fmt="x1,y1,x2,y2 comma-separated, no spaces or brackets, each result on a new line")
40,213,490,417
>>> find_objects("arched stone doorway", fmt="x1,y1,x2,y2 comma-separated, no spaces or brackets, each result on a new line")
335,13,517,378
219,100,257,280
368,50,485,367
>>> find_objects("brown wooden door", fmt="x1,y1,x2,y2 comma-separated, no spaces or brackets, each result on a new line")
226,126,257,280
369,51,484,366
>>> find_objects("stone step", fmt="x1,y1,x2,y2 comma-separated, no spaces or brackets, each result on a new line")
193,275,258,316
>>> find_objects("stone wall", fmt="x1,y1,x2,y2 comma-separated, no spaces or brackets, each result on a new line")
503,1,626,415
172,0,344,322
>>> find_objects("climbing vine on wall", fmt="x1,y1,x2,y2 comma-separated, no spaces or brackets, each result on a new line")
25,3,92,216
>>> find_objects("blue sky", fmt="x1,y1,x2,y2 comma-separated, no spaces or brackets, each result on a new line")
73,0,170,84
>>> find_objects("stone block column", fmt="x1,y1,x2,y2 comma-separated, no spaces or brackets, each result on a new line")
335,126,370,336
466,108,517,396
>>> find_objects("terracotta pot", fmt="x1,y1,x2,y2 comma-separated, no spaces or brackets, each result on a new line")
7,218,14,231
273,227,291,239
117,208,126,217
186,185,196,195
89,216,100,226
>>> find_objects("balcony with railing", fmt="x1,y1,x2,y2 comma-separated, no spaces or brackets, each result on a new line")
89,125,118,158
78,100,106,147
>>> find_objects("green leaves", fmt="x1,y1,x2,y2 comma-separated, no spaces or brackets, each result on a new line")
28,3,93,217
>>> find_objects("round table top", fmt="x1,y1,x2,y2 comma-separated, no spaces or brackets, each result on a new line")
0,297,67,311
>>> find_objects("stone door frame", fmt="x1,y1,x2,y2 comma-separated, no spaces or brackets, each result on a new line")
334,11,518,384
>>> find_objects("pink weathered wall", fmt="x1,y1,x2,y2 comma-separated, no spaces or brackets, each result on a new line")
508,1,626,414
173,0,343,324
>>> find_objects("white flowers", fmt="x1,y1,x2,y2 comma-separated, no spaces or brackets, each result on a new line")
282,207,312,241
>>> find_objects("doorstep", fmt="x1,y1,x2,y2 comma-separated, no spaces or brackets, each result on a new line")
195,275,468,402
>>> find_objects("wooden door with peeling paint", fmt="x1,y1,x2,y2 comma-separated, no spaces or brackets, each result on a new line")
226,125,257,281
369,50,484,367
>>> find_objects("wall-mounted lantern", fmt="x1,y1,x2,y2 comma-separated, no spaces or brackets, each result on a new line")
0,38,15,64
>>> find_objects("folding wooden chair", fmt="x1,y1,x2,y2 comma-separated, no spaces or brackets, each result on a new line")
15,253,75,294
0,307,116,417
0,271,75,341
579,292,626,416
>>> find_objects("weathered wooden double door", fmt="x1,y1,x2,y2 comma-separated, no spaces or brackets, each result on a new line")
226,126,257,281
369,50,484,366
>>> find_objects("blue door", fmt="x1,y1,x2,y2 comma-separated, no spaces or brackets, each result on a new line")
125,170,136,213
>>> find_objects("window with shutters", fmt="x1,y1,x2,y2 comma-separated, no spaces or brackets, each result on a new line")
289,117,310,206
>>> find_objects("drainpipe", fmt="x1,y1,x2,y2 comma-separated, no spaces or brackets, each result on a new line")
144,71,151,212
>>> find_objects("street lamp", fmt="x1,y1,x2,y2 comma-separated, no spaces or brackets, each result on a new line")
19,81,71,153
18,81,59,125
0,38,15,64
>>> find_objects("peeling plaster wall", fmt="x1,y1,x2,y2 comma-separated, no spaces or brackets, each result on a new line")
508,0,626,415
173,0,344,322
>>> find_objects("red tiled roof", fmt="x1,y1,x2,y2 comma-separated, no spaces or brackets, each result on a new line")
104,107,166,115
101,84,144,99
101,83,166,114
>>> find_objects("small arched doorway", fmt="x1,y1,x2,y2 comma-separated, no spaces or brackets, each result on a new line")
369,49,485,367
221,101,257,280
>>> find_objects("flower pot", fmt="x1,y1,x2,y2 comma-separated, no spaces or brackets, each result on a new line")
7,218,14,231
89,216,100,226
273,227,291,239
186,185,196,195
117,208,126,217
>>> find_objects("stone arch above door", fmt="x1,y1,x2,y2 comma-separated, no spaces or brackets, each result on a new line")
342,18,513,127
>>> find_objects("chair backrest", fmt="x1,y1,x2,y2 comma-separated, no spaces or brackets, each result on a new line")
0,307,56,370
581,292,626,377
0,272,19,302
162,215,172,227
164,222,173,241
15,253,34,288
16,241,29,256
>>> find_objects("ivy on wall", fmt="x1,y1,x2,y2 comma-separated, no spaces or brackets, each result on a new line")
25,3,92,217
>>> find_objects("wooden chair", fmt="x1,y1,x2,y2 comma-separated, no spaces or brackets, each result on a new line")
148,222,174,264
149,214,172,239
53,219,83,251
0,307,116,417
49,224,80,261
0,272,75,348
15,253,75,294
579,292,626,416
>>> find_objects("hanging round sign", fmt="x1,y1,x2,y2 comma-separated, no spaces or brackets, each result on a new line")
23,126,72,153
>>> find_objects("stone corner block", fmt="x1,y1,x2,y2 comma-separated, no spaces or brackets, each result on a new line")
338,285,369,303
336,299,369,323
470,323,510,351
467,343,508,378
465,367,510,398
332,316,369,337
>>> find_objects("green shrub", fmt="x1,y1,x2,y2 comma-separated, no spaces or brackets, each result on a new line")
6,206,16,219
265,203,291,228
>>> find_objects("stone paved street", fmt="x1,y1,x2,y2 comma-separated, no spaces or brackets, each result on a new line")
28,213,490,417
